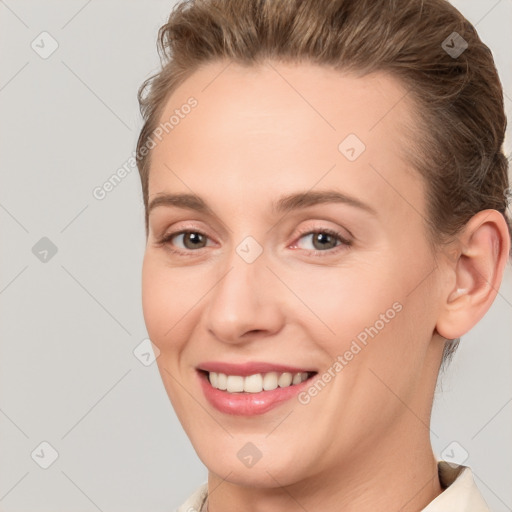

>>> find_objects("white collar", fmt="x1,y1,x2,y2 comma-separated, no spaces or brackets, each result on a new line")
421,461,490,511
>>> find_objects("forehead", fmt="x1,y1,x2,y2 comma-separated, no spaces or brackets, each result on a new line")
155,60,416,146
148,60,425,226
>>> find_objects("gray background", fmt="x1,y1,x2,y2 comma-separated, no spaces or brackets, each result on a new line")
0,0,511,510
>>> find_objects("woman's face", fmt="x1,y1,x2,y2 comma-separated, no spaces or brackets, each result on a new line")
142,61,447,487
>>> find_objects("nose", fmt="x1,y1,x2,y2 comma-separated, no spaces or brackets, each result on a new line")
201,246,286,345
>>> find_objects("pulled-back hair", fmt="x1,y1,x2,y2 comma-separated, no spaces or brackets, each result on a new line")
136,0,511,365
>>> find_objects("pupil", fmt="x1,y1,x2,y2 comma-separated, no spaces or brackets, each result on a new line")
314,233,335,250
185,233,204,249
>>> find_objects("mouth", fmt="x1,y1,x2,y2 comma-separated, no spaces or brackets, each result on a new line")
199,369,316,393
196,363,318,415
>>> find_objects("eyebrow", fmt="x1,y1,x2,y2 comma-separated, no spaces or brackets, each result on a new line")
147,190,377,216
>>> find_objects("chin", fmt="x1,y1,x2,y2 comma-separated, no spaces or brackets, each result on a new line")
192,435,313,488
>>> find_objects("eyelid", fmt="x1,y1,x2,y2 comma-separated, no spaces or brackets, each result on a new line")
154,220,216,242
288,226,352,257
291,224,352,245
149,210,230,241
155,221,353,257
154,224,215,247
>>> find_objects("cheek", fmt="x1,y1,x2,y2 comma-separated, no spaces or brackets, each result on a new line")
141,253,211,350
288,256,428,372
142,254,183,347
286,263,402,343
141,256,200,410
141,257,165,341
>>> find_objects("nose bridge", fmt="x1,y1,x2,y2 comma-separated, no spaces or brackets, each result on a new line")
202,237,283,343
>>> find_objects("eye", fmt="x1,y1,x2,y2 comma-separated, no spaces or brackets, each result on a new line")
173,231,208,250
292,227,352,255
156,229,214,254
155,226,352,257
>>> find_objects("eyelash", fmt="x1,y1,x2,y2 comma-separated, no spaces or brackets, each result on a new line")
155,226,352,258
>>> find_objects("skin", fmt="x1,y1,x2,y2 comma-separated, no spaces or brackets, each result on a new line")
141,60,510,511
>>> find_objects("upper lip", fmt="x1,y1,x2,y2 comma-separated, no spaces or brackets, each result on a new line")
197,361,316,376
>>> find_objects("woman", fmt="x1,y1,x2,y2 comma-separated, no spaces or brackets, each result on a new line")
135,0,511,510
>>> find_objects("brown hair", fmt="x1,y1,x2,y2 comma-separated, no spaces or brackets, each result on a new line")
136,0,511,365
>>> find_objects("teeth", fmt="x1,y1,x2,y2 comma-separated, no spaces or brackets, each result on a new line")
226,375,244,393
263,371,279,391
217,372,227,390
244,373,263,393
278,372,293,387
207,371,310,393
209,371,218,388
292,373,303,385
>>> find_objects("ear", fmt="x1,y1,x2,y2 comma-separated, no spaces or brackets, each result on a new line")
436,209,511,340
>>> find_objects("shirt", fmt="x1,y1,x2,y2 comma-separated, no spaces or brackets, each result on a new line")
175,461,490,511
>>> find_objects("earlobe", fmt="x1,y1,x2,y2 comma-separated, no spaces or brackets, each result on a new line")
436,209,511,340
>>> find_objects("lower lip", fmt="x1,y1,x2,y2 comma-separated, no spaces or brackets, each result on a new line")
198,371,315,416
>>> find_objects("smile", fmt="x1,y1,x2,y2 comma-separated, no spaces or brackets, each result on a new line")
208,371,312,393
196,362,318,415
